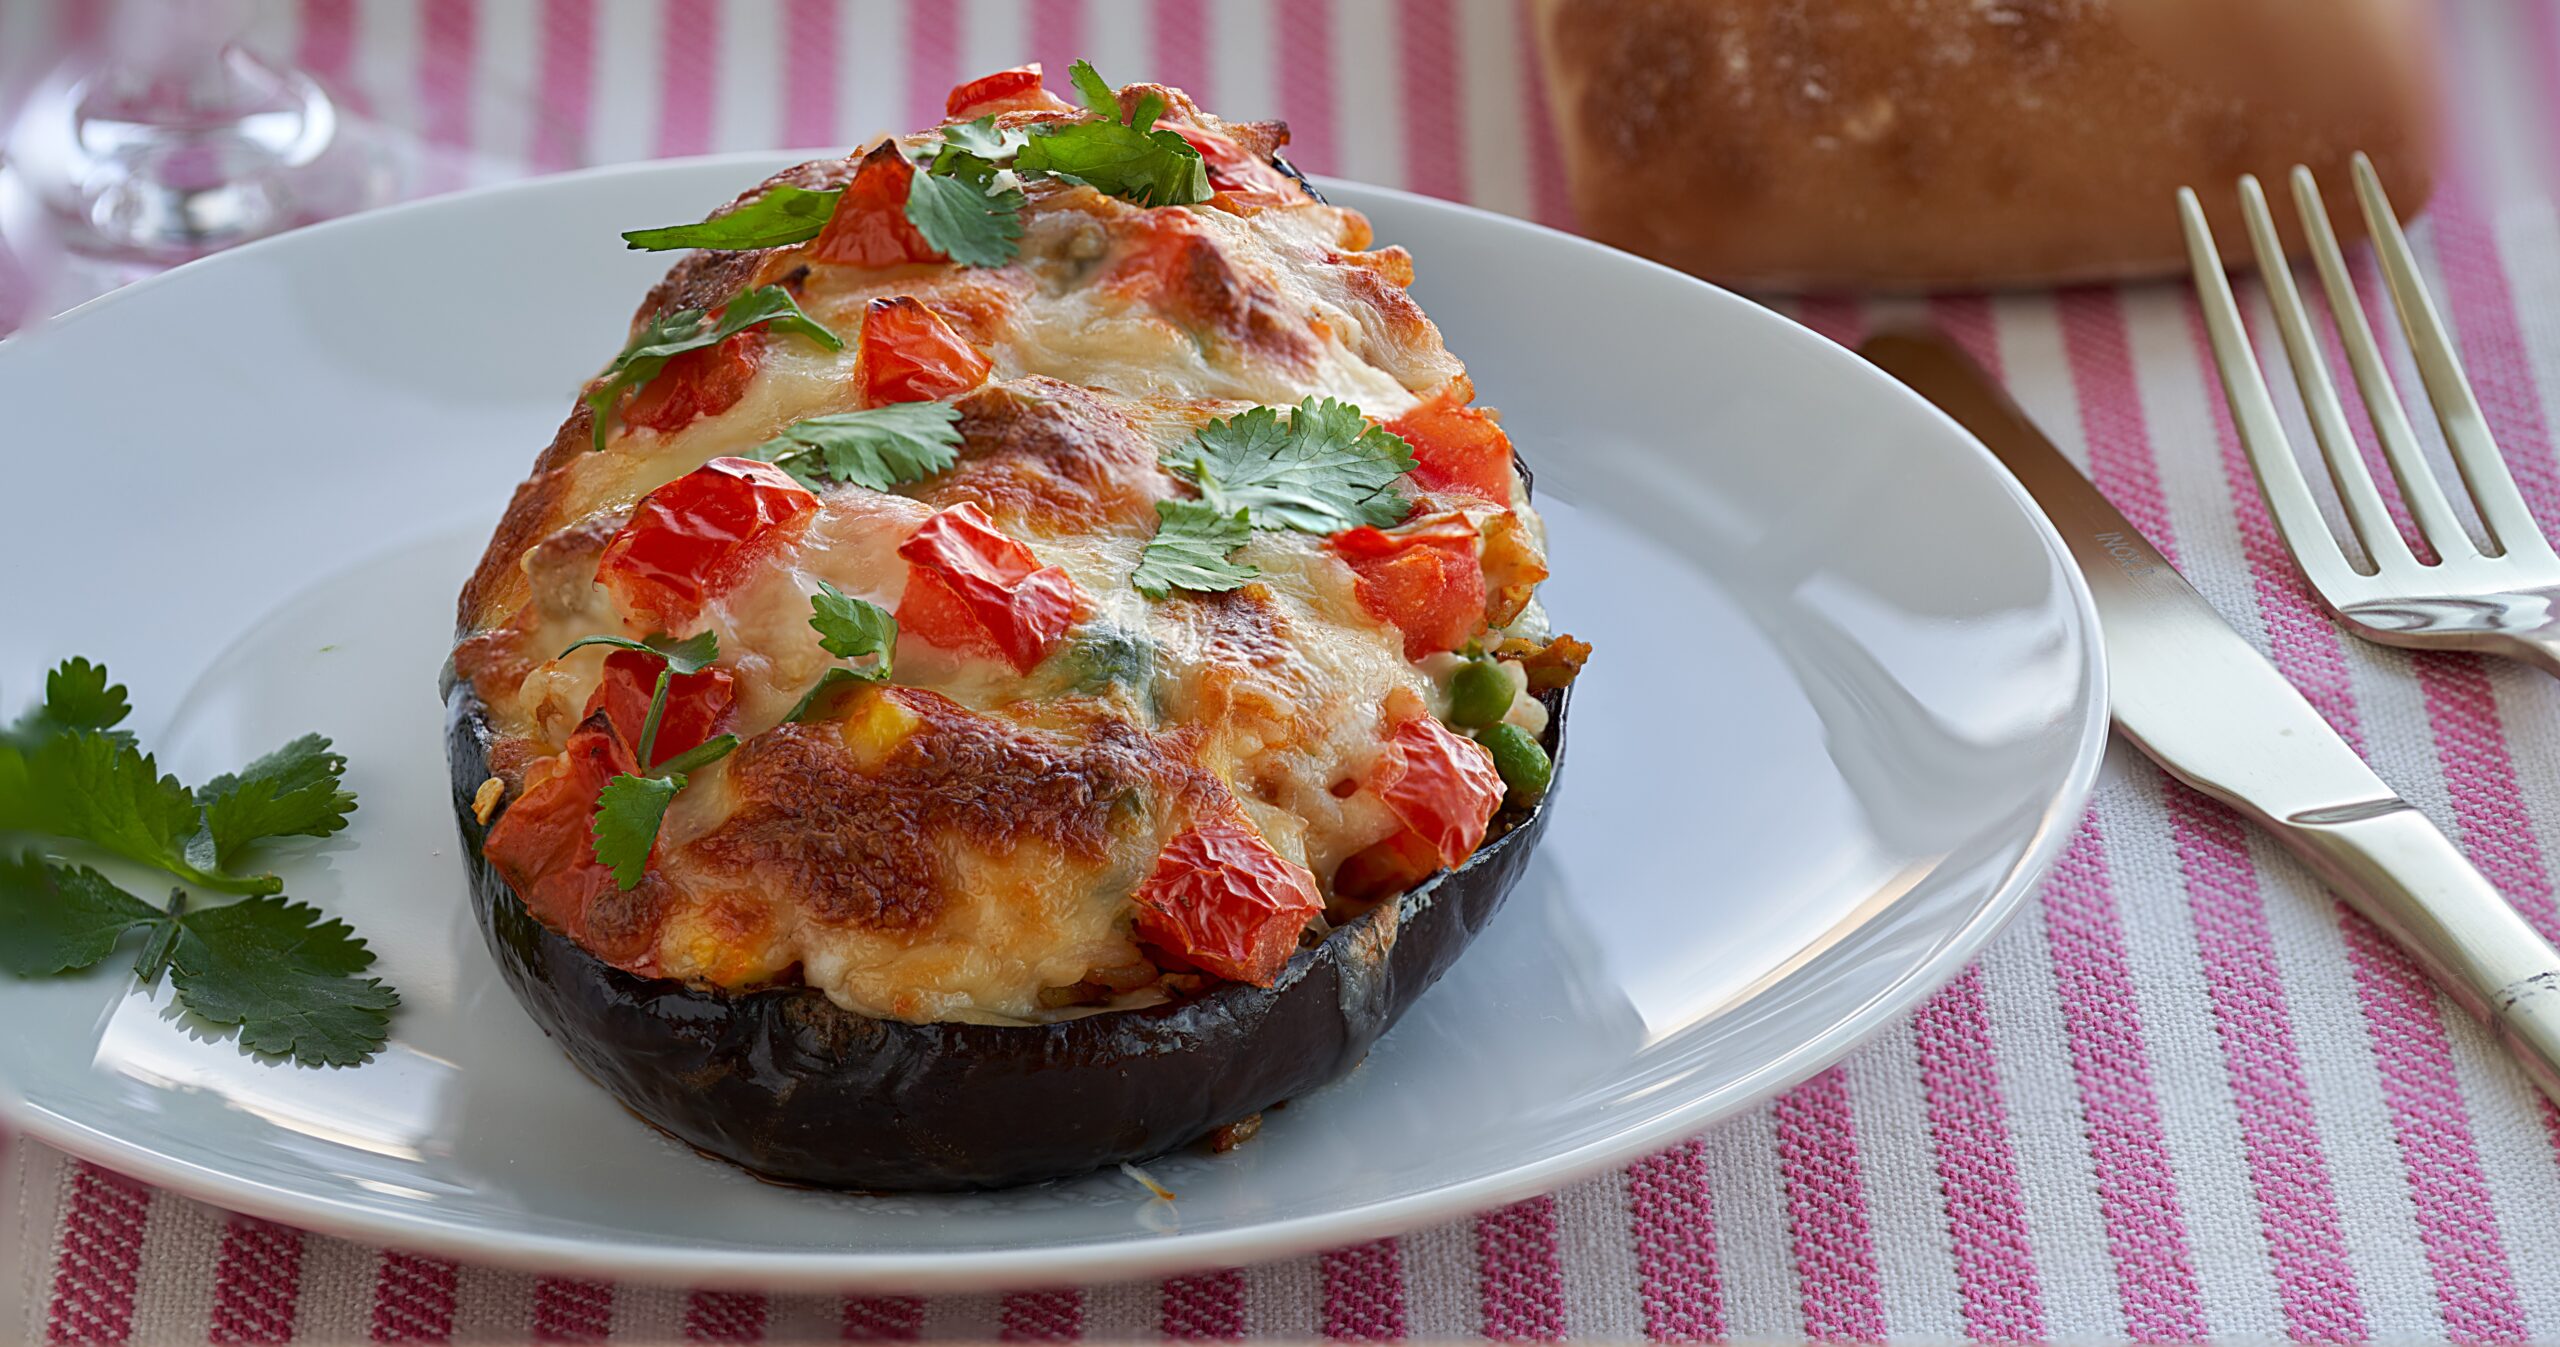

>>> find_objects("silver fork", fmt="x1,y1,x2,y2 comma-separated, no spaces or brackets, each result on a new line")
2181,152,2560,676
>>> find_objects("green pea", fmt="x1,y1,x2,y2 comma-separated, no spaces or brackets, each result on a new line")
1447,658,1513,729
1478,722,1552,803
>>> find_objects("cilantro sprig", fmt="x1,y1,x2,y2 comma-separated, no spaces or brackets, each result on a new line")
1134,398,1417,597
749,402,964,492
0,863,397,1067
0,659,395,1067
904,119,1032,268
563,633,739,889
1132,501,1255,600
1168,398,1417,532
1015,61,1210,208
619,59,1206,269
585,286,841,452
620,184,848,252
0,663,357,896
785,584,900,722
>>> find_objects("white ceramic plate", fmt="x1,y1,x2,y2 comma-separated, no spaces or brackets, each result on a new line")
0,156,2105,1291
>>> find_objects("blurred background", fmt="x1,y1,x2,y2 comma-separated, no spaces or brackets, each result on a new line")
0,1,2550,330
0,0,1574,332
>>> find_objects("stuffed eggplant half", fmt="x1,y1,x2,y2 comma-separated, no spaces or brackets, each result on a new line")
444,62,1585,1190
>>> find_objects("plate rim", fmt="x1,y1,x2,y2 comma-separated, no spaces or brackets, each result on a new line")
0,151,2110,1291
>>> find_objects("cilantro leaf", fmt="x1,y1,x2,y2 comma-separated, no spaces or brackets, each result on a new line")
0,660,397,1067
810,583,898,669
590,732,739,892
785,587,897,722
194,734,356,871
167,895,399,1068
1166,397,1416,533
936,116,1030,163
1017,93,1211,208
1133,500,1257,599
592,775,680,892
622,184,845,252
905,156,1028,268
1016,63,1209,208
749,403,964,491
0,732,275,895
559,630,720,676
783,668,870,724
43,658,131,732
585,286,842,451
5,658,134,750
1067,59,1120,117
0,856,158,977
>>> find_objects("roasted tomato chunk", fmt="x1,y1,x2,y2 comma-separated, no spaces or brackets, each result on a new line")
1329,513,1486,659
945,63,1048,119
1375,716,1505,868
1131,819,1324,986
482,715,638,954
621,329,764,437
1170,126,1300,203
896,501,1085,672
597,457,819,630
1386,389,1514,506
809,142,942,268
858,296,993,405
582,649,736,769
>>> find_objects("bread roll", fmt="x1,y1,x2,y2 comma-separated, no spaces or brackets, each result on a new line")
1532,0,2440,292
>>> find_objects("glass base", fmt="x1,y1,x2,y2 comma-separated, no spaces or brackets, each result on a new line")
5,45,402,264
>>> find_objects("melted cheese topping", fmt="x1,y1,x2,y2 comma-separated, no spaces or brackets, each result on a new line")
458,88,1548,1023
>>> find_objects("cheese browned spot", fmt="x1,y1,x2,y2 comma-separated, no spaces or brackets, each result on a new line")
683,693,1161,931
927,377,1175,534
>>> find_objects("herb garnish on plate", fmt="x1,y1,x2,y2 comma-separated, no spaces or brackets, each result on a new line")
0,658,397,1067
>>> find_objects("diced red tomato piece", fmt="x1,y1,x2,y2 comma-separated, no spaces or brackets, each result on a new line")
482,715,643,959
895,501,1085,673
858,296,993,406
1131,819,1324,986
945,63,1049,119
581,649,736,769
809,142,943,269
597,457,820,631
1386,390,1514,506
621,328,765,437
1329,513,1487,659
1371,716,1505,869
1170,126,1300,202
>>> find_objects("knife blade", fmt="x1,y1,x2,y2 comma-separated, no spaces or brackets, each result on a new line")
1862,329,2560,1108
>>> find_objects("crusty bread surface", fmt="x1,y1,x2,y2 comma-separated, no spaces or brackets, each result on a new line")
1533,0,2439,291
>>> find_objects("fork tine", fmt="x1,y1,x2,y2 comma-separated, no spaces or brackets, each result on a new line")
2291,165,2475,560
2236,174,2416,571
2351,152,2553,560
2180,187,2370,601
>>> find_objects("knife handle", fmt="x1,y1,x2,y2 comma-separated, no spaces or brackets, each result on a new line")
2260,797,2560,1103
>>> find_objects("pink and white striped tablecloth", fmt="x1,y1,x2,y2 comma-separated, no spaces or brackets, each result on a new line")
17,1,2560,1341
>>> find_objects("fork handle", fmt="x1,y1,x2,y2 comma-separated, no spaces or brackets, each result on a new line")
2500,626,2560,682
2263,797,2560,1104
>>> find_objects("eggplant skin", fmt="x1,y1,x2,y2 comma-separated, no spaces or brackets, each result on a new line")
444,684,1568,1191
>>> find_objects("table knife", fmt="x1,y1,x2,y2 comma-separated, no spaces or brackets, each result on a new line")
1862,329,2560,1108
